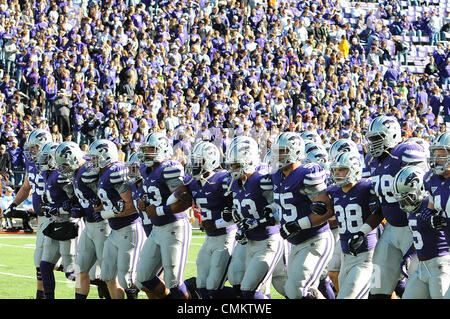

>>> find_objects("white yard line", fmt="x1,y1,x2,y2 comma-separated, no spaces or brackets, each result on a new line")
0,243,35,249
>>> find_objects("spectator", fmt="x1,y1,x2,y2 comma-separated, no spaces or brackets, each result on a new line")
6,138,24,189
0,144,11,185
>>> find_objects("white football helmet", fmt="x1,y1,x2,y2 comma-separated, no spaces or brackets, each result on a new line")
138,132,173,167
305,141,328,155
225,137,260,179
125,152,142,183
24,128,52,162
271,132,305,170
330,151,362,187
300,131,322,144
305,148,330,171
428,132,450,175
84,139,119,173
393,166,427,213
364,115,402,158
186,141,221,180
37,142,60,172
55,141,85,179
226,136,259,159
328,138,360,161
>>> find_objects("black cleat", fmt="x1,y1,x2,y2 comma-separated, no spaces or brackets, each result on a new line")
184,277,201,299
125,288,139,299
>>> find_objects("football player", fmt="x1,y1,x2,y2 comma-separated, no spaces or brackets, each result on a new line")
38,142,81,299
85,139,145,299
364,115,427,299
126,152,153,237
393,165,450,299
225,137,284,299
270,132,334,299
135,132,193,299
2,129,52,299
55,141,111,299
184,141,237,299
306,152,384,298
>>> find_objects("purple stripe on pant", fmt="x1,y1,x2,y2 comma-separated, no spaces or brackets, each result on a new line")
177,218,191,287
255,236,284,292
301,231,334,297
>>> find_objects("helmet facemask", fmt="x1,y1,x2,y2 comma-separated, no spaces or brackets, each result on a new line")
428,147,450,175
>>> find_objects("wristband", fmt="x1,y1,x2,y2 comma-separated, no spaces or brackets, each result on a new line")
297,216,312,229
359,223,373,236
156,206,165,216
101,210,116,219
215,218,235,229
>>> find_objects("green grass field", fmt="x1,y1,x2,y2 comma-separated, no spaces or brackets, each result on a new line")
0,229,283,299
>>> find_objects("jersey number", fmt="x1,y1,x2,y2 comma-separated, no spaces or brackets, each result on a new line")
334,203,364,234
372,175,396,203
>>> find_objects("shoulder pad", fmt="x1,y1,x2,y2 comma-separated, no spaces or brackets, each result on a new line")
108,163,128,184
259,174,273,191
302,163,326,186
395,142,427,164
162,163,184,180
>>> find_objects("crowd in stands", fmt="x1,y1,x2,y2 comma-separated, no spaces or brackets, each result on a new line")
0,0,448,195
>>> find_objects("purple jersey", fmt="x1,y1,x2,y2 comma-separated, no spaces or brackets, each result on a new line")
41,169,71,209
424,171,450,241
25,159,45,216
74,164,98,223
130,163,152,235
327,178,378,255
98,162,139,230
231,171,280,241
186,170,237,237
141,160,186,226
271,163,330,245
364,142,427,227
408,197,450,260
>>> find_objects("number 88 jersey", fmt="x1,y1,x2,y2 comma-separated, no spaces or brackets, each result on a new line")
364,142,426,227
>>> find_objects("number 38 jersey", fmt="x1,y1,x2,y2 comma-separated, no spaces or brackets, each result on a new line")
271,163,330,245
98,162,139,230
326,178,378,255
364,142,426,227
231,171,280,241
141,159,186,226
185,170,237,237
25,158,45,216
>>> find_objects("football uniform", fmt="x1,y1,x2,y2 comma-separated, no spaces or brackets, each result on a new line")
40,169,79,274
135,160,192,295
272,163,334,299
326,178,378,299
25,159,48,269
403,197,450,299
98,162,145,291
229,171,284,298
74,165,111,276
366,142,426,295
186,170,237,297
130,163,153,237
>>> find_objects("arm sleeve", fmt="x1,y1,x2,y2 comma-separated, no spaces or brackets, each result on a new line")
109,165,131,194
299,164,327,201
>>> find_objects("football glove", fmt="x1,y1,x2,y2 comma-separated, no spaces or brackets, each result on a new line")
235,228,248,245
240,218,259,231
348,232,365,256
310,201,327,215
368,196,381,215
2,203,17,218
222,208,233,222
430,211,447,230
261,205,279,226
112,200,125,215
280,221,301,240
400,246,417,279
